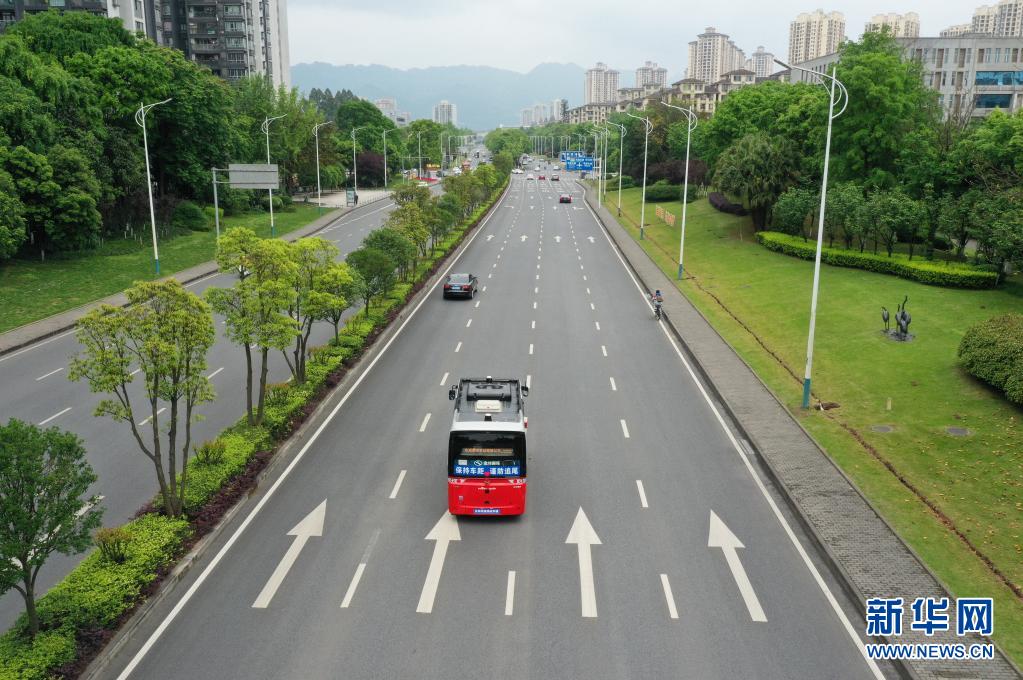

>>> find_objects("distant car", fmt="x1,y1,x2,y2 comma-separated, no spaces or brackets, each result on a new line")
443,273,478,299
511,168,523,174
551,174,560,181
538,174,545,180
526,173,534,180
553,165,560,170
559,194,572,203
534,166,540,171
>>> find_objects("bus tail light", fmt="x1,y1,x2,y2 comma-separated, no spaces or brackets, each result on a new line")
524,417,528,429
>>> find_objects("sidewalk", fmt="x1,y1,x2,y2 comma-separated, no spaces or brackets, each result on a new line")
0,192,392,358
581,185,1020,680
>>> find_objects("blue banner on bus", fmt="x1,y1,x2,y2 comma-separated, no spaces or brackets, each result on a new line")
453,465,521,477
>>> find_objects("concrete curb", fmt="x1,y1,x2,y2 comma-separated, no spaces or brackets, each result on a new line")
0,193,393,358
580,184,1020,680
80,182,509,680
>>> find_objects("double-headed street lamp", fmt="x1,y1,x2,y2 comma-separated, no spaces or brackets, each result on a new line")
313,120,334,213
775,58,849,410
135,98,172,275
261,113,287,237
624,111,652,240
606,121,626,216
350,126,365,198
660,100,698,280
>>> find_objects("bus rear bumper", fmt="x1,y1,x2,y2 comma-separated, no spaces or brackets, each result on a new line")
448,479,526,516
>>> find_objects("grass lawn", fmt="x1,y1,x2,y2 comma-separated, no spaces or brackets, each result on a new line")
604,187,1023,663
0,204,324,334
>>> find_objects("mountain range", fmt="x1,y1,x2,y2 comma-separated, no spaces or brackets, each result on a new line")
290,62,589,130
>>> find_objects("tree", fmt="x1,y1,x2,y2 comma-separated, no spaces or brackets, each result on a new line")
827,182,866,249
308,262,358,342
970,187,1023,283
713,132,799,229
388,202,430,263
284,238,338,384
875,189,923,257
364,227,415,281
938,191,977,259
492,151,514,177
772,187,817,240
0,419,102,638
207,230,295,425
69,280,215,517
346,247,396,316
0,168,27,260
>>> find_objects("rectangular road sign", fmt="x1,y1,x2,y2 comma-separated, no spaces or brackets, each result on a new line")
566,157,595,171
228,164,279,189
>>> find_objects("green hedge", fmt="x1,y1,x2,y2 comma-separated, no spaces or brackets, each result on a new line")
0,174,510,680
0,515,189,679
755,231,999,289
958,314,1023,405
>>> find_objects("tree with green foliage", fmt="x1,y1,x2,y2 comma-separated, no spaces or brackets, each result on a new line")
70,280,215,517
484,127,529,158
364,227,415,281
772,187,817,240
826,182,866,249
713,132,799,229
308,262,358,342
492,151,514,177
938,191,978,260
207,229,296,425
0,168,27,259
283,238,338,384
347,247,396,316
0,419,103,638
969,187,1023,283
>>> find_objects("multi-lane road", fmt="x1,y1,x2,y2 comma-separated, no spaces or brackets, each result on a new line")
94,169,895,679
0,191,419,628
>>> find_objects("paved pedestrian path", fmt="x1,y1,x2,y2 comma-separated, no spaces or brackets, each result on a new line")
581,184,1020,680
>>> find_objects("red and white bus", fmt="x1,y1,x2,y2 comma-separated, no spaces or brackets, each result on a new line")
446,377,529,516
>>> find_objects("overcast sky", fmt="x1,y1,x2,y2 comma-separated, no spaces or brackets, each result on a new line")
288,1,971,81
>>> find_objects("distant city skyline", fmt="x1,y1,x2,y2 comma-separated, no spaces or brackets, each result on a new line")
288,1,973,80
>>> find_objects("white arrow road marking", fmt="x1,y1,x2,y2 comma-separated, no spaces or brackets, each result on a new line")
708,511,766,622
566,508,602,618
252,500,326,608
554,235,562,242
486,234,495,241
417,512,461,613
635,480,648,508
419,413,432,432
440,372,449,386
520,234,528,242
588,236,596,243
505,570,516,616
660,574,679,619
38,407,71,426
389,470,407,499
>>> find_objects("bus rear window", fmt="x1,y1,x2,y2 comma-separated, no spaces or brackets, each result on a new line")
449,433,525,477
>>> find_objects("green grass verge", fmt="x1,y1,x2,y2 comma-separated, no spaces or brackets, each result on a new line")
0,204,324,334
604,187,1023,664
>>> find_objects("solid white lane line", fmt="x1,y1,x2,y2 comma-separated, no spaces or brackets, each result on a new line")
529,344,534,355
182,271,220,289
35,367,65,381
505,571,516,616
389,470,407,499
620,420,630,438
660,574,679,619
582,195,885,679
440,372,449,386
595,322,601,331
340,564,366,609
466,319,472,328
38,407,71,426
636,480,649,508
454,342,462,353
207,367,225,379
138,407,166,427
0,328,77,364
419,413,432,432
610,377,617,391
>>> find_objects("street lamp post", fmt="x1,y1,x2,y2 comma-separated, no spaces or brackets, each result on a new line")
416,131,423,179
607,122,626,216
600,125,610,202
382,128,392,188
262,113,287,237
775,58,849,410
135,98,172,275
660,100,698,280
624,111,652,240
350,126,365,200
313,120,334,214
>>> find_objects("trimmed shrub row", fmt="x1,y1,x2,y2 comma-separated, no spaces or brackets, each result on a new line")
755,231,999,289
958,314,1023,405
0,177,511,679
709,192,748,216
644,183,682,202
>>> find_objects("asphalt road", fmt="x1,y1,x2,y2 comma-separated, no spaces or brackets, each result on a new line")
0,191,421,629
98,166,895,680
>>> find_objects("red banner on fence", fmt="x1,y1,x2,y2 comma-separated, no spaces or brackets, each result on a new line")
655,205,664,219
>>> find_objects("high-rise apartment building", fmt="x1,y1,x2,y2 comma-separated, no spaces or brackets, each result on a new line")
971,0,1023,36
745,46,775,77
550,98,567,120
940,24,974,37
865,12,920,37
520,108,533,127
374,98,397,118
635,60,668,87
584,62,620,104
433,100,457,126
788,9,845,64
686,27,747,83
